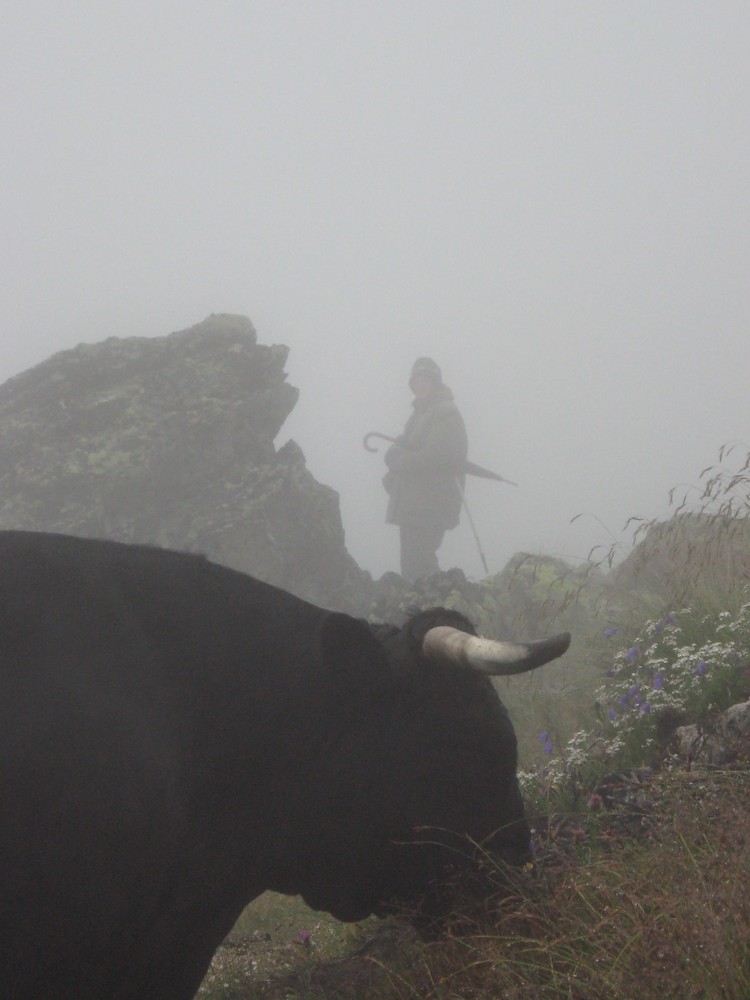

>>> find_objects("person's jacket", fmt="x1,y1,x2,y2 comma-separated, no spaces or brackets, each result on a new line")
383,386,468,529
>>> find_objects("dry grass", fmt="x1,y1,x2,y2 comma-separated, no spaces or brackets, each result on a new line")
421,768,750,1000
198,765,750,1000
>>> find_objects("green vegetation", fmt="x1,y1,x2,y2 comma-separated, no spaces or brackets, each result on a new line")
521,600,750,815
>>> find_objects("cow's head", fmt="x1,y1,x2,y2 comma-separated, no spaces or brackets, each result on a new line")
267,608,570,922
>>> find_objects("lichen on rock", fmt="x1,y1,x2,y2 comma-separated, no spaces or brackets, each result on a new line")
0,314,370,613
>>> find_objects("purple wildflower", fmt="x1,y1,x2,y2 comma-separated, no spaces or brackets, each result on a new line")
626,646,639,661
629,684,641,699
665,614,677,625
639,702,651,714
604,627,619,638
608,708,618,721
653,672,665,691
654,621,664,634
693,661,707,677
618,694,630,707
539,731,550,743
543,738,554,755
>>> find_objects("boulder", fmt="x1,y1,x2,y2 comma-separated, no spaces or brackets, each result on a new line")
675,699,750,766
0,314,371,613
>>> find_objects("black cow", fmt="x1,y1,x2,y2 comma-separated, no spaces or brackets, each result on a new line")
0,531,569,999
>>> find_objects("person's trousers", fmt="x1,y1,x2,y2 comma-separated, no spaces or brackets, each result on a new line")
399,523,445,583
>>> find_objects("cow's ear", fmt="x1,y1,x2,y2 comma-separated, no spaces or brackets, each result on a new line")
318,612,393,701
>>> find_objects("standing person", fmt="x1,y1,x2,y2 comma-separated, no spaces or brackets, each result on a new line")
383,357,468,582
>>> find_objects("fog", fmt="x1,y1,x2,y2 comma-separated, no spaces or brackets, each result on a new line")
2,3,748,579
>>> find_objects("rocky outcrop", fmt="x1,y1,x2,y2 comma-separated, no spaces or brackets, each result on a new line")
0,314,371,613
368,555,607,647
613,511,750,605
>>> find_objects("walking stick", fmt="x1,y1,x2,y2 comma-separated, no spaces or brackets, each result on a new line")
457,481,490,575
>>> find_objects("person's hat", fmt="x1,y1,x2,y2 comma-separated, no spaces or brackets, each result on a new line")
409,357,442,387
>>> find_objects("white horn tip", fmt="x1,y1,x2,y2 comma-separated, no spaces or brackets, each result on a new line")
423,626,570,675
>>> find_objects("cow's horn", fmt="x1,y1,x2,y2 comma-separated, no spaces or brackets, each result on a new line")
422,626,571,676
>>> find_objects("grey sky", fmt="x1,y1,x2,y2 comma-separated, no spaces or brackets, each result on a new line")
2,2,748,579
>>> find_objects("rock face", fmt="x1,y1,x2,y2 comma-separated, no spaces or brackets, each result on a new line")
0,314,370,613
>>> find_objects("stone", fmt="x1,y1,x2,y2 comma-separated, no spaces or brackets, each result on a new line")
0,314,371,613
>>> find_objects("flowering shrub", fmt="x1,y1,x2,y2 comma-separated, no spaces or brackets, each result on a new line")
520,600,750,806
